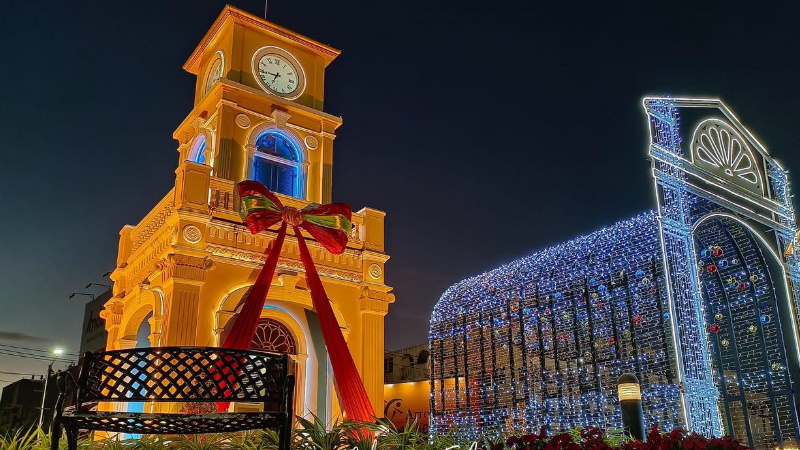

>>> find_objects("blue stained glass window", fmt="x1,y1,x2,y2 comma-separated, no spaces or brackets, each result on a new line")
255,133,298,161
253,131,301,198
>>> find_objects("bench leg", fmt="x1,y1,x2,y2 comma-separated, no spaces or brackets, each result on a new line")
278,422,289,450
65,427,77,450
50,421,61,450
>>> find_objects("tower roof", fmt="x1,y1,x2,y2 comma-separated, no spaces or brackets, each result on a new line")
183,5,341,75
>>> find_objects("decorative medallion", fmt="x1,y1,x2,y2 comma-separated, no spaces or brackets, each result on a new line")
304,135,319,149
368,263,382,280
750,274,759,282
714,313,725,322
182,224,202,243
748,325,758,334
235,113,251,129
771,362,782,371
720,339,730,348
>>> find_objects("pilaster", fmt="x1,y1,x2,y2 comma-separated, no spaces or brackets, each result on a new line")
158,254,214,346
359,287,393,413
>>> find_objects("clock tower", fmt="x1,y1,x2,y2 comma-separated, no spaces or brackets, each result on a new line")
103,6,393,419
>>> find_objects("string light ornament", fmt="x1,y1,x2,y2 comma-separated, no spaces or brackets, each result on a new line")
429,98,800,450
430,213,681,441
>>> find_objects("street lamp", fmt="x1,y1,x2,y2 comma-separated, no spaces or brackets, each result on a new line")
85,283,111,289
38,348,65,428
618,373,645,441
68,292,95,300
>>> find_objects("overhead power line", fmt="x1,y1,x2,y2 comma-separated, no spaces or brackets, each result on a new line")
0,349,74,363
0,343,79,357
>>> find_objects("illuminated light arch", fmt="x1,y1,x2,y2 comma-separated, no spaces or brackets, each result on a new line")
691,212,800,364
690,118,764,195
432,97,800,449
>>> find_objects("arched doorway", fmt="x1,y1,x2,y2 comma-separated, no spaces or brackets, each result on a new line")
693,216,800,448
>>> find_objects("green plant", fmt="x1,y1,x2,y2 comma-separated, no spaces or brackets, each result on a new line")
0,427,44,450
172,433,231,449
294,414,352,450
230,429,277,450
131,434,168,450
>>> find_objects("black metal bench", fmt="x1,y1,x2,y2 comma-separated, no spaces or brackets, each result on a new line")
51,346,294,450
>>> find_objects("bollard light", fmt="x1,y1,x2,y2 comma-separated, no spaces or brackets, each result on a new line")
618,373,645,441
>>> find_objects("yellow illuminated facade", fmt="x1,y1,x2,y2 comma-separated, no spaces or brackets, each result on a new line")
100,6,393,419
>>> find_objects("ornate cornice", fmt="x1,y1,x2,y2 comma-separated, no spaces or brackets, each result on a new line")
206,244,362,283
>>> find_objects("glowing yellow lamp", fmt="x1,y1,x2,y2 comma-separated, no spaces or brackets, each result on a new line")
618,381,641,402
617,373,644,441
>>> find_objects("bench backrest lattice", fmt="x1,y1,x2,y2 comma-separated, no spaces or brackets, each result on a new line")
77,347,290,407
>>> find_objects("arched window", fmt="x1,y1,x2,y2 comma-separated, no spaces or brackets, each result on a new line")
251,318,297,354
252,131,302,198
189,135,207,164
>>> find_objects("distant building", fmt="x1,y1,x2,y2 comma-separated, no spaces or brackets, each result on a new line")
384,344,430,384
383,344,431,432
0,377,57,431
80,289,111,355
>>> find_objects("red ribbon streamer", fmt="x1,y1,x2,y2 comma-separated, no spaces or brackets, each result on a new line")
219,181,375,422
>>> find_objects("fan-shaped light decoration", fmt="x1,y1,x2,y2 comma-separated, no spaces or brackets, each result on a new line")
715,313,725,322
692,118,762,192
712,247,724,258
720,339,730,348
772,362,783,371
748,325,758,334
750,274,759,282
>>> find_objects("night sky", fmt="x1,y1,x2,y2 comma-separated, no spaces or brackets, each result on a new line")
2,1,800,387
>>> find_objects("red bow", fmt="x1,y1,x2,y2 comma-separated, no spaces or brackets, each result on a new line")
238,180,352,254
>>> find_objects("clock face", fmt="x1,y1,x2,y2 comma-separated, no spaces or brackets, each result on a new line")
256,53,301,96
204,56,223,94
